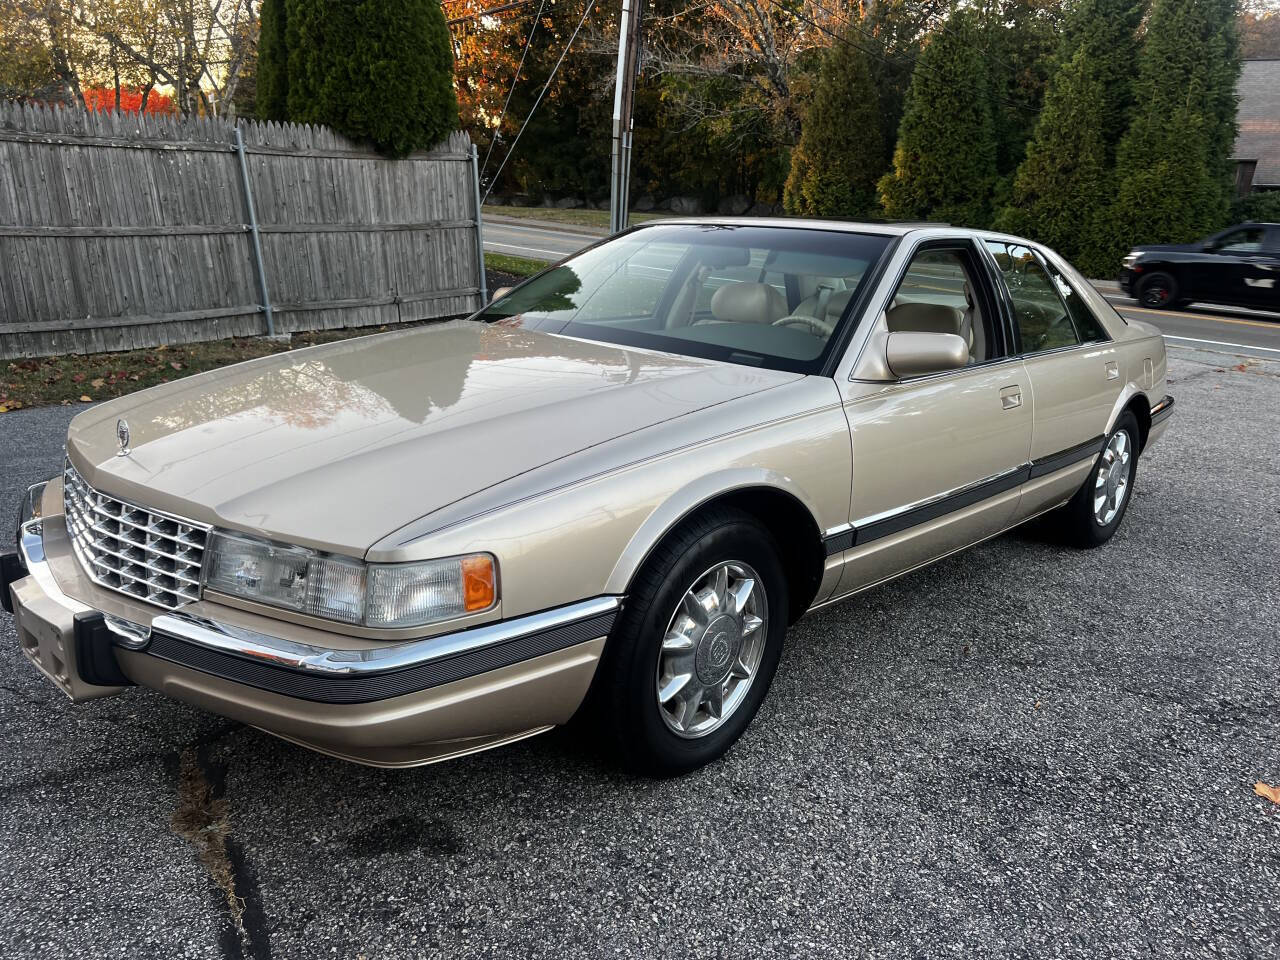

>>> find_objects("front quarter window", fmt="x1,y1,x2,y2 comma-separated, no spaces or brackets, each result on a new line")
478,224,893,374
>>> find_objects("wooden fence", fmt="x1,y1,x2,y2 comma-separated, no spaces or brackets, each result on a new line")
0,103,486,358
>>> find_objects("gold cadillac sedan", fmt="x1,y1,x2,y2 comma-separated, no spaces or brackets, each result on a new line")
3,220,1173,775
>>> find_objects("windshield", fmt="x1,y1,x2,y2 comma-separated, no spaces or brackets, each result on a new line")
476,223,894,373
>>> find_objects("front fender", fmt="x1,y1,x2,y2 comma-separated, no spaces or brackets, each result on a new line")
604,469,826,596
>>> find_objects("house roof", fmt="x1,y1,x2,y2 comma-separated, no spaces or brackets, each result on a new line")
1234,59,1280,188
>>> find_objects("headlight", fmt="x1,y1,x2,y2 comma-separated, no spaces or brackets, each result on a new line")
204,530,497,628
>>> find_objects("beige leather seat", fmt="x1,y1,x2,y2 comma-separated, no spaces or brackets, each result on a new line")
709,282,788,325
884,301,963,336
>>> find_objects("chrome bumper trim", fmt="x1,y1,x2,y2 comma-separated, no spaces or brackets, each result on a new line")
14,514,619,703
149,595,621,677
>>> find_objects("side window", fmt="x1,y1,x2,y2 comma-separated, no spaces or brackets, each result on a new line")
1043,259,1109,344
984,241,1079,353
885,246,1004,363
1212,227,1266,253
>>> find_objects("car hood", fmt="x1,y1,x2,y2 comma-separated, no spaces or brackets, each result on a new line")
67,321,798,556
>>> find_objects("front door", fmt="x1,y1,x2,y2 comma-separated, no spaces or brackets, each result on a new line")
833,240,1033,595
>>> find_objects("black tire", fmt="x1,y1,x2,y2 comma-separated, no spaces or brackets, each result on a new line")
1137,271,1179,309
595,507,788,776
1051,411,1141,548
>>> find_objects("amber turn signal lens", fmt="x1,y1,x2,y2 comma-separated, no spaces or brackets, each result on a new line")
461,554,496,611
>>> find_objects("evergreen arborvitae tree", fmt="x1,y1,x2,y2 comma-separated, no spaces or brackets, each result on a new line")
784,33,885,218
878,11,998,226
256,0,289,122
1056,0,1144,162
1108,0,1240,255
287,0,459,156
994,49,1111,274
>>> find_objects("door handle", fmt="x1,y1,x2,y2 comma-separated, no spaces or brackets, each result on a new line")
1000,385,1022,410
1105,361,1119,381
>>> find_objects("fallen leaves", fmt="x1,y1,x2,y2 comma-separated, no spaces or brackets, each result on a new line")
79,394,93,402
1256,782,1280,805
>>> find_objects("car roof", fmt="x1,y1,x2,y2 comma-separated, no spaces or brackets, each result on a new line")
634,216,1039,246
638,216,924,237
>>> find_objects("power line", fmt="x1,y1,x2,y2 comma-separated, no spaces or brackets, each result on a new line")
481,0,596,203
479,0,549,180
447,0,538,25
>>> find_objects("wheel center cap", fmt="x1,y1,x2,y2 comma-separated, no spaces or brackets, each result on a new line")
695,614,739,685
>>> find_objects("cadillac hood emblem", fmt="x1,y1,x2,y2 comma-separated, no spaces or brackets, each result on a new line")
116,418,131,456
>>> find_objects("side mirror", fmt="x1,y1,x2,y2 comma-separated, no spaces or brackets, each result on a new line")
490,286,513,303
885,332,969,378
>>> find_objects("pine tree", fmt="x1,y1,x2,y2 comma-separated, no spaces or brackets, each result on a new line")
1108,0,1241,253
256,0,288,122
287,0,459,157
878,11,998,226
784,32,885,218
994,49,1111,274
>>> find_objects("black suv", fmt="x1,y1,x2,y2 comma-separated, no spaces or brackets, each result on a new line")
1119,221,1280,313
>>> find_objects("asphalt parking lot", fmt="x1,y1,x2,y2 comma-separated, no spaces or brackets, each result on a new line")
1,346,1278,959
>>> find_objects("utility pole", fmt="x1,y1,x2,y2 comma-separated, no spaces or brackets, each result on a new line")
608,0,643,235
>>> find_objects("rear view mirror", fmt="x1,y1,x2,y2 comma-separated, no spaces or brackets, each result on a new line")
885,332,969,378
490,286,513,302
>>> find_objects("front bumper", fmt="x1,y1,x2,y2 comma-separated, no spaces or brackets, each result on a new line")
4,487,616,767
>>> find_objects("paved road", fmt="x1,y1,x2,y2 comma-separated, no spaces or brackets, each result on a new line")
1,345,1278,958
482,218,601,261
482,218,1280,359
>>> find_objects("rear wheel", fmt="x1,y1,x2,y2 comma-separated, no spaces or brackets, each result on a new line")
1137,272,1179,309
1050,411,1140,548
597,508,787,776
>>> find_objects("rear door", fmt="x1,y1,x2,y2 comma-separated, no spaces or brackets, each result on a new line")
983,240,1125,518
1196,225,1271,306
1243,229,1280,310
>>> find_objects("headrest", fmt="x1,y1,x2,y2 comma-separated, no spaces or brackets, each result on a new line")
823,289,856,321
885,302,963,336
710,282,788,325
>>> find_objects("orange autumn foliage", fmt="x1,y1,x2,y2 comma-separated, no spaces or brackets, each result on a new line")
82,87,174,114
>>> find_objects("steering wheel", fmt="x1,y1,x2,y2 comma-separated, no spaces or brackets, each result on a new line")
772,315,834,338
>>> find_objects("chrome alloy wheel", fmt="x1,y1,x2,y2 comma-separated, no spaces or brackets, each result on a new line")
1094,429,1132,526
655,561,768,739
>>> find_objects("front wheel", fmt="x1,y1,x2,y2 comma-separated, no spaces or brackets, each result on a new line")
1137,271,1179,309
596,508,788,776
1050,411,1140,548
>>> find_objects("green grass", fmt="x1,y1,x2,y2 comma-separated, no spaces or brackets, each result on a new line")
483,204,670,230
485,252,551,276
0,321,432,412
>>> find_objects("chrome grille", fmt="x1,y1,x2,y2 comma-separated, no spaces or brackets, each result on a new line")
62,460,208,609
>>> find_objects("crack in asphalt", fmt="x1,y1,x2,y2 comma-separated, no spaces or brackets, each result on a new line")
170,733,273,960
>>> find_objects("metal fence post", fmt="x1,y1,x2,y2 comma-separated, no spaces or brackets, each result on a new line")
234,125,275,336
471,143,488,305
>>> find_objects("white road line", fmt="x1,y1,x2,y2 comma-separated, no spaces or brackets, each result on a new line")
1163,335,1280,356
485,224,600,242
